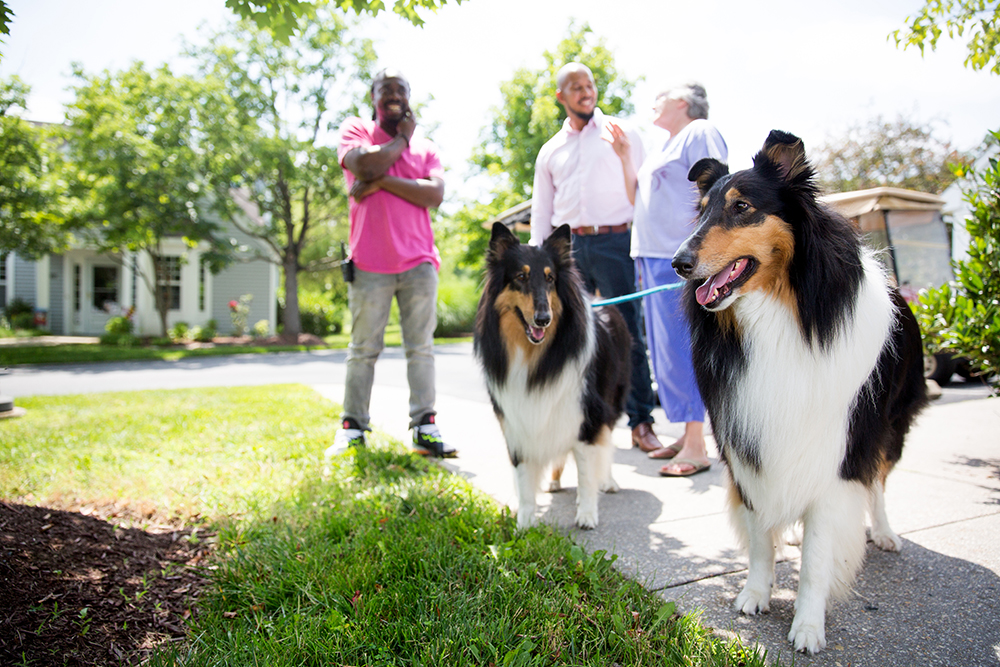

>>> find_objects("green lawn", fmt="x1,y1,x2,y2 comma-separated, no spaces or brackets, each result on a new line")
1,385,769,666
0,327,473,366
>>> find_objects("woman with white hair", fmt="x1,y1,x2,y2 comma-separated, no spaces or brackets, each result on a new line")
609,82,727,476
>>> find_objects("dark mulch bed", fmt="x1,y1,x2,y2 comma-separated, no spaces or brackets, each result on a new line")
0,502,214,666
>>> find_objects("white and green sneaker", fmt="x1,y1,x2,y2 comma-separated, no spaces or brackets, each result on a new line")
411,413,457,458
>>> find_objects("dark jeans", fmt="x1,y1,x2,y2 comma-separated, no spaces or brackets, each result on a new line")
571,230,656,428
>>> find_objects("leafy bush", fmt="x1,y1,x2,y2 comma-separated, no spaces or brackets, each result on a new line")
169,321,190,342
11,312,35,330
297,290,345,336
4,297,33,320
914,130,1000,392
251,319,270,339
101,314,139,347
190,319,217,343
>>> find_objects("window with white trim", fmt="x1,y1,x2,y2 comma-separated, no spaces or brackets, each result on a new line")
157,256,181,310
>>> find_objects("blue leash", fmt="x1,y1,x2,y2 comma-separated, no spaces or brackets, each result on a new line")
590,282,682,307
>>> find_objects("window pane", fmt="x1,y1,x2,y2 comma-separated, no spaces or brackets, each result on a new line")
93,266,119,310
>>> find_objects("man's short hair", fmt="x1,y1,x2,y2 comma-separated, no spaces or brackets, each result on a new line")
556,62,595,92
371,68,410,97
663,82,710,120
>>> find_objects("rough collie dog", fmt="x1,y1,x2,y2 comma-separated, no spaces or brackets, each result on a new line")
672,131,928,654
474,223,631,530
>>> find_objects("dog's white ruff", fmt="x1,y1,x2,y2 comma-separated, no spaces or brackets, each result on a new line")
725,251,897,654
487,305,618,530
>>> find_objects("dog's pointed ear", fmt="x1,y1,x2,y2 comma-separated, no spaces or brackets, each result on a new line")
488,222,519,263
543,224,573,266
688,158,729,197
757,130,810,183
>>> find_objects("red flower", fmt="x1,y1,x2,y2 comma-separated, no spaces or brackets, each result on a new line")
229,300,238,310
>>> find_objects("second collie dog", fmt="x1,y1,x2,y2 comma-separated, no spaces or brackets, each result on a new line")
672,131,928,653
474,223,631,529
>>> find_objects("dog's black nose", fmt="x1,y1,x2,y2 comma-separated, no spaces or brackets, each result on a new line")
672,250,696,279
534,312,551,328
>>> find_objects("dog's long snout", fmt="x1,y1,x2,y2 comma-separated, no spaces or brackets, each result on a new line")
672,248,697,279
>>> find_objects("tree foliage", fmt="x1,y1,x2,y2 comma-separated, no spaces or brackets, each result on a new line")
0,76,74,259
225,0,467,42
914,132,1000,389
812,114,971,195
893,3,1000,391
66,63,231,337
452,22,639,271
892,0,1000,75
189,7,374,338
472,22,639,201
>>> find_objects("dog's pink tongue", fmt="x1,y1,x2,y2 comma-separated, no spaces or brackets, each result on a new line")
531,326,545,341
695,260,739,305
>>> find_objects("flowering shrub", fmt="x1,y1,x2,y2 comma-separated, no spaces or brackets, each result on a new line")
229,294,253,336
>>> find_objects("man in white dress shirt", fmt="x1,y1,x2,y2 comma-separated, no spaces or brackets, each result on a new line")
530,62,664,454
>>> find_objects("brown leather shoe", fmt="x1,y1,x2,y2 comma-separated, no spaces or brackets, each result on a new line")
631,422,663,453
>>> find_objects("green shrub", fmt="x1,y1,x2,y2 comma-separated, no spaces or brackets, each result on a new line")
4,297,33,320
251,319,270,339
169,321,190,342
10,312,35,330
914,130,1000,392
297,291,345,336
192,319,218,342
101,315,139,347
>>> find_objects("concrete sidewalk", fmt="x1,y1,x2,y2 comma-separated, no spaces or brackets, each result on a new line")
313,362,1000,666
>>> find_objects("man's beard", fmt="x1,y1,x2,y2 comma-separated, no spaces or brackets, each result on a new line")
573,109,594,124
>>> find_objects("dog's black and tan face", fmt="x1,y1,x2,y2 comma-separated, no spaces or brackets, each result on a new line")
486,223,572,353
672,130,811,313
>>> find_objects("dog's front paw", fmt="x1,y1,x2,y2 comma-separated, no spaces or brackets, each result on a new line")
789,618,826,654
870,529,902,552
599,477,620,493
734,586,771,615
575,508,598,530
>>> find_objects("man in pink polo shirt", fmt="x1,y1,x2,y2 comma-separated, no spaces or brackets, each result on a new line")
329,68,456,458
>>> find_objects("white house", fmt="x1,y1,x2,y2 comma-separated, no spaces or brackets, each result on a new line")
2,213,279,337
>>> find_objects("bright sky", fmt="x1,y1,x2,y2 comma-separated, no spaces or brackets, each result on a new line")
4,0,999,210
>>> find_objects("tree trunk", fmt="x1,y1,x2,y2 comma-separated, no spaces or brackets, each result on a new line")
282,253,301,341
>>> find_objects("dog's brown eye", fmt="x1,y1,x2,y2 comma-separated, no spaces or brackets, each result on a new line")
734,201,750,213
515,272,527,283
545,272,555,283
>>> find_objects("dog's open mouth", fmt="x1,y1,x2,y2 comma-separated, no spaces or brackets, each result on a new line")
696,257,756,308
515,308,548,345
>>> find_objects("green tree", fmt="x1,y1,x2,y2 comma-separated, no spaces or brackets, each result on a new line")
812,114,971,195
915,134,1000,386
893,0,1000,74
473,21,639,201
452,22,640,270
66,63,231,337
225,0,468,42
189,8,374,339
0,76,75,259
893,1,1000,391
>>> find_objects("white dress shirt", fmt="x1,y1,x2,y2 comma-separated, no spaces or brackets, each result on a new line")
530,108,645,245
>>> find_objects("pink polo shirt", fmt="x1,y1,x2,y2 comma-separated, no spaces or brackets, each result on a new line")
338,118,443,274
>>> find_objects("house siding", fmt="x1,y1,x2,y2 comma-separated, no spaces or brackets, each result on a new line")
212,258,276,335
13,254,36,305
48,255,65,334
